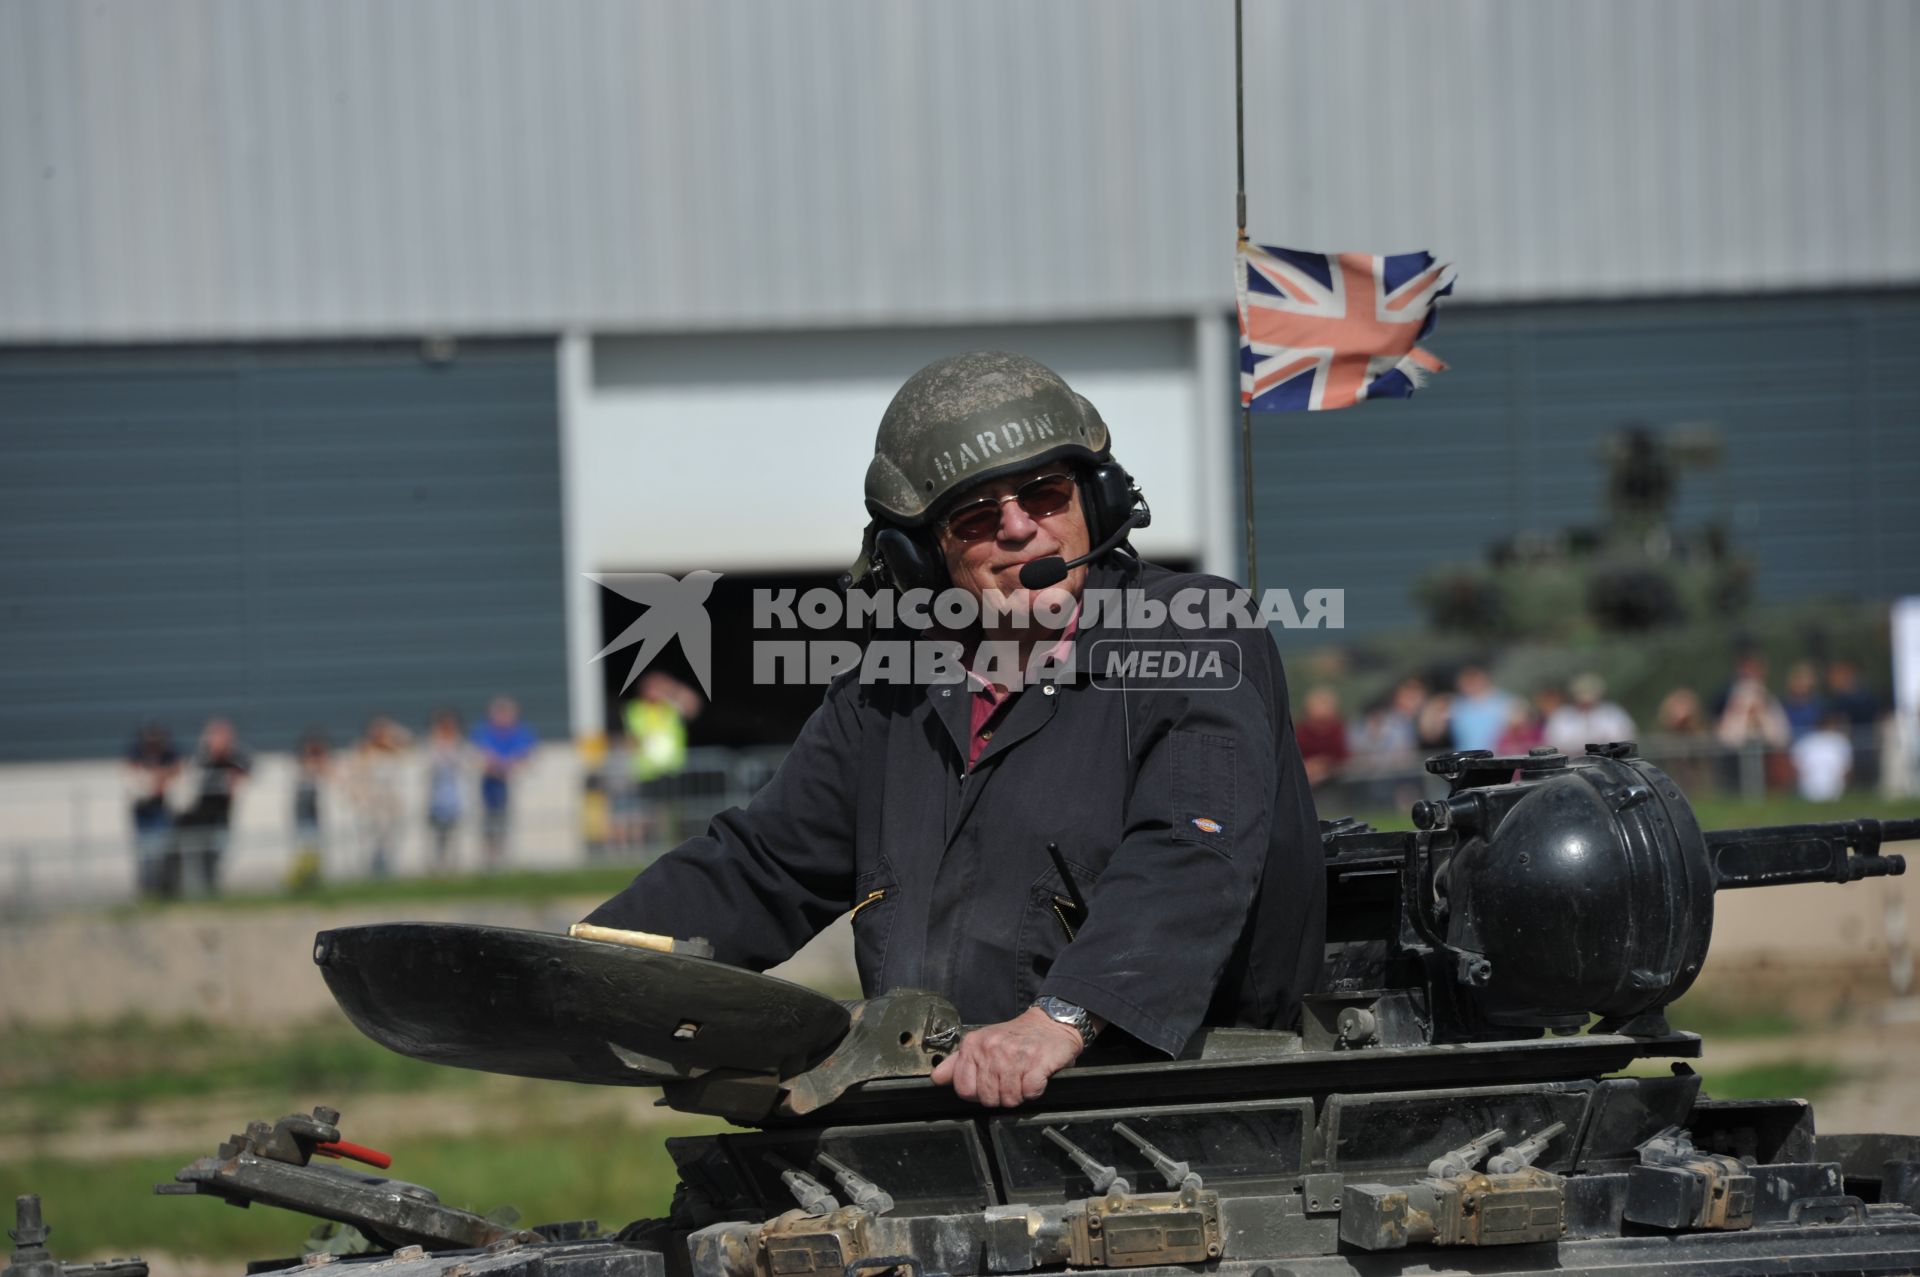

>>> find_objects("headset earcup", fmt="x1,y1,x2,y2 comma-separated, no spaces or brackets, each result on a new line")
1083,462,1140,544
873,526,949,595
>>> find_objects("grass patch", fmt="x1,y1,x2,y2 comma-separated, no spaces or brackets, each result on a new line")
0,1118,724,1262
1695,1058,1848,1102
1663,991,1803,1041
107,864,646,917
0,1016,477,1135
1687,792,1920,833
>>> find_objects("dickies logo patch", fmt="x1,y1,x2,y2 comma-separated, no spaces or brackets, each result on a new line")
1190,817,1224,835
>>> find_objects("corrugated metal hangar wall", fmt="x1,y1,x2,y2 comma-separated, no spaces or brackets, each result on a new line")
1258,294,1920,639
2,0,1915,338
0,343,567,761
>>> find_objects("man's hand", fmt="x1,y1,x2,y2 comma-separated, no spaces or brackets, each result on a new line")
929,1006,1088,1107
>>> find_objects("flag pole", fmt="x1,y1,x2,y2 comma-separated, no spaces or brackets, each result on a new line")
1234,0,1259,595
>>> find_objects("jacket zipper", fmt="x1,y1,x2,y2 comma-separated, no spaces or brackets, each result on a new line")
850,888,887,921
1047,841,1086,942
1051,895,1079,942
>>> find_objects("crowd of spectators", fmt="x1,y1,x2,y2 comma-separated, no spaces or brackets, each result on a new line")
1295,654,1896,812
123,652,1895,895
126,716,250,897
125,695,538,898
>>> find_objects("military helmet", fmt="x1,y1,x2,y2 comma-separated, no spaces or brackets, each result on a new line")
864,351,1110,527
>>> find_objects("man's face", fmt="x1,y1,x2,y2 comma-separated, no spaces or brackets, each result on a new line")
935,463,1092,619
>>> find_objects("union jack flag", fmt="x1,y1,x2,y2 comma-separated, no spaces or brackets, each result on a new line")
1237,242,1456,411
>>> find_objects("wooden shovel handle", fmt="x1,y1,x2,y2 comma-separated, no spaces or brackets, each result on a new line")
567,921,677,953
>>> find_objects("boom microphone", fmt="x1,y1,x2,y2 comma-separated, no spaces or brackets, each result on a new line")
1018,509,1148,590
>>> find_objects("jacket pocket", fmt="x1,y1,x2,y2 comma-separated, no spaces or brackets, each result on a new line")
1014,859,1099,1005
1171,730,1237,856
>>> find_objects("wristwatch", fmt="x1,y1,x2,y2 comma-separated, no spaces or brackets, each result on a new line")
1030,995,1101,1048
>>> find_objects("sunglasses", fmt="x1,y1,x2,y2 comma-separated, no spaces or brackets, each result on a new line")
940,472,1076,543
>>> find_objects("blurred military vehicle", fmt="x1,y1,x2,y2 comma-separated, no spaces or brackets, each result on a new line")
11,743,1920,1277
1418,422,1754,640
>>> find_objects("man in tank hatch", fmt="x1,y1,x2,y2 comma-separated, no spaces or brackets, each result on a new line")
583,350,1325,1107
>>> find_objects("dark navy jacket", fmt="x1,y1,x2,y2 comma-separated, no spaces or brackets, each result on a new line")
583,557,1325,1055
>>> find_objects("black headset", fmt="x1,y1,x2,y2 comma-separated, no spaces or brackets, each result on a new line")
865,458,1147,596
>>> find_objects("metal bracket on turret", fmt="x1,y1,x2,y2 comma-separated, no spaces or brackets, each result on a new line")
778,990,962,1117
1341,1124,1568,1251
751,1208,874,1277
689,1157,913,1277
1041,1126,1223,1268
1424,749,1535,796
1623,1125,1755,1230
1396,829,1494,992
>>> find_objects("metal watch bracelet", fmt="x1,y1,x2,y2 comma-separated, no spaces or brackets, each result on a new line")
1030,995,1100,1047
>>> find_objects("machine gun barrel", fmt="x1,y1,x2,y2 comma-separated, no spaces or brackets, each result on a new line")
1705,818,1916,890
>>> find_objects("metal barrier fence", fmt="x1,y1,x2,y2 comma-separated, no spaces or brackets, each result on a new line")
0,745,790,919
5,725,1913,919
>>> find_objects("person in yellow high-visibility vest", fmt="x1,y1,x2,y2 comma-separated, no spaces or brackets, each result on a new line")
623,672,702,848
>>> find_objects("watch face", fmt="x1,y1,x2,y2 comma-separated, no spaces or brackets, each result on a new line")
1035,996,1094,1041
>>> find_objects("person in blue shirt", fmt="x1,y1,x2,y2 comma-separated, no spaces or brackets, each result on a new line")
1448,664,1516,755
471,696,537,867
1781,662,1827,742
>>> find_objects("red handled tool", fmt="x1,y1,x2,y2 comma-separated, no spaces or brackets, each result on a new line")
314,1139,393,1170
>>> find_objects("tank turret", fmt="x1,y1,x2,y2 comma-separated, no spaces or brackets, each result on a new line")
1312,743,1909,1045
47,750,1920,1277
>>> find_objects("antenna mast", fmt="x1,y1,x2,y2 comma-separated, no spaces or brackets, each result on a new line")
1234,0,1258,594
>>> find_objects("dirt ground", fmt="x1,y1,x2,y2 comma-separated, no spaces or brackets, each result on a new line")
1699,1010,1920,1133
5,848,1913,1027
0,899,859,1025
